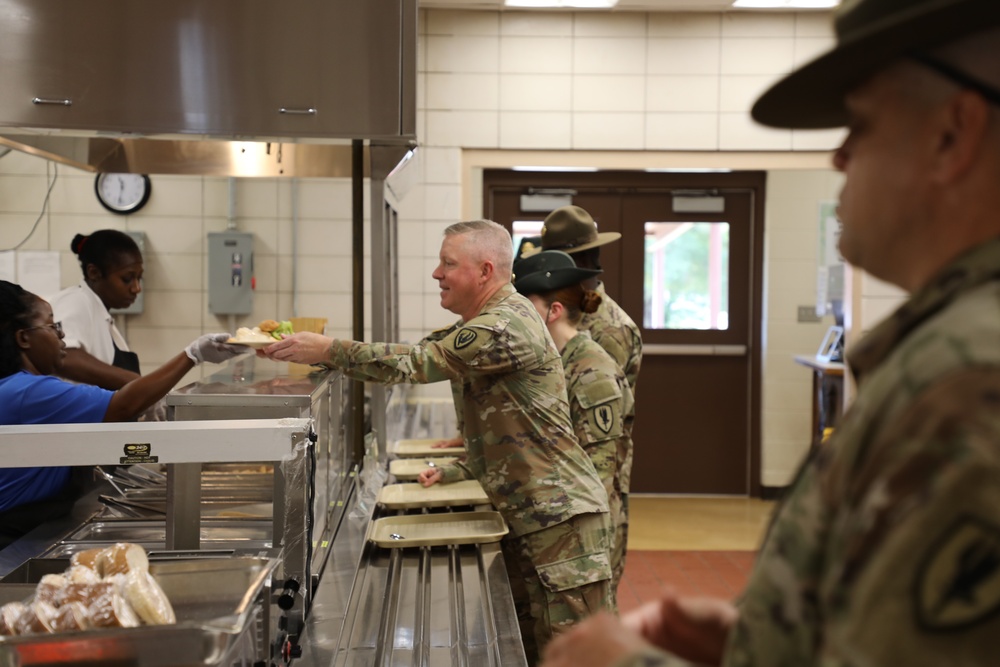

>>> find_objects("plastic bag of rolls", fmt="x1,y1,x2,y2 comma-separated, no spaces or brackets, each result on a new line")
0,543,175,636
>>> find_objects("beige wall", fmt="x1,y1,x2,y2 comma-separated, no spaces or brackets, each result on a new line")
0,8,858,488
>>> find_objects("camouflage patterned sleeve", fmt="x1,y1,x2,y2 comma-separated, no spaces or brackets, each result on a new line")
438,460,475,484
733,368,1000,667
810,370,1000,666
606,647,696,666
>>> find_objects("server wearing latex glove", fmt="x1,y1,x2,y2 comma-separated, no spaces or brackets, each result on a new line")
0,280,244,547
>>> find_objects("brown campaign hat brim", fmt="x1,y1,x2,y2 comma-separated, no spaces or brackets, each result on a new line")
752,0,1000,129
546,231,622,255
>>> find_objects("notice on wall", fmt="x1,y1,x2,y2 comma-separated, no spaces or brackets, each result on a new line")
0,251,14,283
818,201,843,268
16,251,60,299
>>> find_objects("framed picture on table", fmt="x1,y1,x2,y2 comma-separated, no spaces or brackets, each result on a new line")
816,325,844,363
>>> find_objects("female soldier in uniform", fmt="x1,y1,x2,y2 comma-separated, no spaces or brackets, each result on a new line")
513,250,635,604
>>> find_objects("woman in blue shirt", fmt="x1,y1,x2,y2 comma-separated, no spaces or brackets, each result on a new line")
0,280,243,546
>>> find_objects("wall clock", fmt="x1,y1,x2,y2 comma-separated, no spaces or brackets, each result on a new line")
94,173,152,215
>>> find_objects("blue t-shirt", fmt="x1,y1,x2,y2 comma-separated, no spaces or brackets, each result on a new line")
0,371,113,512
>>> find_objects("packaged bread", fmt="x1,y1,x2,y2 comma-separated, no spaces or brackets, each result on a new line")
96,543,148,577
0,601,27,635
121,569,176,625
49,602,90,633
87,588,140,629
13,601,58,635
34,573,69,604
70,548,104,573
67,564,101,585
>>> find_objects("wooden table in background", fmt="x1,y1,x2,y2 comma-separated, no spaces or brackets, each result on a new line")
794,355,845,447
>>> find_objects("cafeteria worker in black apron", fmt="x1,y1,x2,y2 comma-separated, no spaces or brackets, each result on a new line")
49,230,146,390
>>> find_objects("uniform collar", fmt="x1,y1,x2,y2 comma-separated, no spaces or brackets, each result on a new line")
848,237,1000,381
79,281,114,323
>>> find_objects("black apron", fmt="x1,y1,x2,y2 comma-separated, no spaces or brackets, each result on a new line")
112,342,141,374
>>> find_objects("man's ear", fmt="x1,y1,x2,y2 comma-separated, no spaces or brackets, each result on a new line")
480,260,495,283
933,90,990,184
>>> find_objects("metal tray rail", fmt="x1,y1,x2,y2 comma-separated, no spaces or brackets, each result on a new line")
296,503,527,667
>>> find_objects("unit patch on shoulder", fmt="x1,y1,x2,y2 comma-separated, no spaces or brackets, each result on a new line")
915,514,1000,632
593,404,615,434
454,328,478,350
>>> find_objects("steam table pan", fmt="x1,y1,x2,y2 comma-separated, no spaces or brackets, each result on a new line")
368,511,508,548
377,480,489,509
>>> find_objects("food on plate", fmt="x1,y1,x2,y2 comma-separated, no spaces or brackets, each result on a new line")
0,543,174,636
230,319,294,344
262,319,294,340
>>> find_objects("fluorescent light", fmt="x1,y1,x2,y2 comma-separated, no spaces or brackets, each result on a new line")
505,0,618,7
510,165,599,172
732,0,839,8
645,168,733,173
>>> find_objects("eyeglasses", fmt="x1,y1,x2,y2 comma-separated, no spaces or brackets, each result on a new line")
24,321,64,336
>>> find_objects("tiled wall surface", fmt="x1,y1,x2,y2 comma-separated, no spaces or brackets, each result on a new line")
0,8,863,487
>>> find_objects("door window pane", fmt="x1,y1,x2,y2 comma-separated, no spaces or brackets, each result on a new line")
512,220,544,259
644,221,729,330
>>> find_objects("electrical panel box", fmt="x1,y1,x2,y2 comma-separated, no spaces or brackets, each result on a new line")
208,232,254,315
109,230,146,316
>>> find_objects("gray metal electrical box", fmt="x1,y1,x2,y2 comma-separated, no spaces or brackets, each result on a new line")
208,232,254,315
109,230,146,316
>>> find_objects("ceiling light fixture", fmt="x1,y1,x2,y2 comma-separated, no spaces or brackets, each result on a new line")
505,0,618,8
732,0,839,8
511,165,600,171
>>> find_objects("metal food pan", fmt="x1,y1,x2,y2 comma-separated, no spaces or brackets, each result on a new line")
368,511,508,548
66,519,272,543
0,557,278,666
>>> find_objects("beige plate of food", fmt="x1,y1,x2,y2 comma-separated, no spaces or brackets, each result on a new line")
225,338,276,349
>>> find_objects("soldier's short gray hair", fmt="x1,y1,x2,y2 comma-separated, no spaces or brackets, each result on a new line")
444,220,514,279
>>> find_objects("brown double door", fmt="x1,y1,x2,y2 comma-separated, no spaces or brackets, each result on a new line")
485,170,764,495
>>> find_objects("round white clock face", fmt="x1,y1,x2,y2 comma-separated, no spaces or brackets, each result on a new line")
95,173,151,214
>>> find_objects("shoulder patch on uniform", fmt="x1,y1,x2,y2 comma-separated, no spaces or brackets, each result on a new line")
915,514,1000,632
454,328,478,350
592,404,615,434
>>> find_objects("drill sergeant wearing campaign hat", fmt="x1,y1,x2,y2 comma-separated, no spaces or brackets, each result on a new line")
514,250,635,608
542,1,1000,666
536,206,643,396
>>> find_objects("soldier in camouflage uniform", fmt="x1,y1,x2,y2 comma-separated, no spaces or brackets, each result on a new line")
513,250,635,606
540,1,1000,667
263,220,613,661
535,205,643,579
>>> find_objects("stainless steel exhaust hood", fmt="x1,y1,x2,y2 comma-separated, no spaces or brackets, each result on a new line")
0,0,417,177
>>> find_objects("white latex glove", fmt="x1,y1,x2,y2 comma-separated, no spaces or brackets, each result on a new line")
138,397,168,422
184,333,244,364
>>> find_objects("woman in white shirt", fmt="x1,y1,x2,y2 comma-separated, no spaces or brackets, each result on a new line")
50,230,144,389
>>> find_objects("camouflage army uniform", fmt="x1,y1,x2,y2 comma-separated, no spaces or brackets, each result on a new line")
561,330,634,603
323,283,613,656
580,281,642,570
616,238,1000,667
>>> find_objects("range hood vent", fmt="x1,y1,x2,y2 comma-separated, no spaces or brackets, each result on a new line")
0,0,417,177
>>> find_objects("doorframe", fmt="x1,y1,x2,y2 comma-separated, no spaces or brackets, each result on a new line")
481,169,765,497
